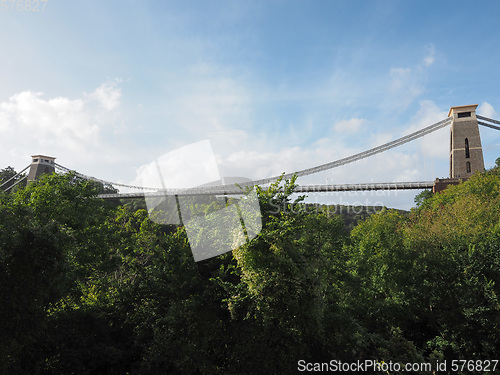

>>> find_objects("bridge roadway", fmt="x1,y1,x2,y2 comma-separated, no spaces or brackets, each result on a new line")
97,181,435,199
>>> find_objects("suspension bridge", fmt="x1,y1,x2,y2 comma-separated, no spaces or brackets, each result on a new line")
2,105,500,198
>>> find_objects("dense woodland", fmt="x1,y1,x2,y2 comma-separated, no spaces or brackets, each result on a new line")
0,160,499,374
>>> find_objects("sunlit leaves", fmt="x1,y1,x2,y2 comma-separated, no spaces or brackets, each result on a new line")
348,167,500,361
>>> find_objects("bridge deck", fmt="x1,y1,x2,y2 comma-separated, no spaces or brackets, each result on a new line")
97,181,435,199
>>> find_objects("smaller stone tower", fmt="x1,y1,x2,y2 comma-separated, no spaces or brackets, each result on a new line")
27,155,56,182
449,105,485,179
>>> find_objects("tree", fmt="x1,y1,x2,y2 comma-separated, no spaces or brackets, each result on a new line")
215,175,350,373
405,170,500,359
0,166,27,192
346,209,426,363
0,172,135,374
413,189,433,209
346,167,500,364
3,162,498,373
0,193,68,371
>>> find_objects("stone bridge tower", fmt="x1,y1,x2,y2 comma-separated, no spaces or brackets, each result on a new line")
449,104,485,179
27,155,56,182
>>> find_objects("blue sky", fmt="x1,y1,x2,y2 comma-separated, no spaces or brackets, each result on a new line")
1,0,500,209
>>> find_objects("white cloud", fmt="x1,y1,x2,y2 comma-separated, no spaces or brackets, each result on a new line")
388,67,423,109
423,44,436,67
164,67,253,154
369,132,394,149
390,68,412,90
384,45,438,111
0,91,97,146
132,140,220,189
404,100,449,159
87,80,122,111
478,101,497,118
333,118,366,133
0,81,123,171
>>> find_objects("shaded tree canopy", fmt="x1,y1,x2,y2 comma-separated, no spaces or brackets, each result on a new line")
0,163,499,374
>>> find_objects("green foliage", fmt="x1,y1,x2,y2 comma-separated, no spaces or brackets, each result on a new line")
413,188,433,209
0,173,132,374
347,169,500,364
405,172,500,359
1,165,499,373
0,201,68,370
0,166,27,192
212,177,348,373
